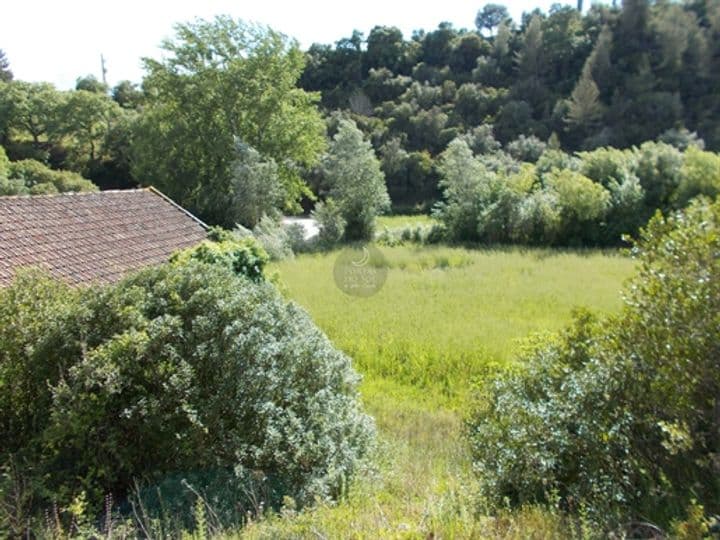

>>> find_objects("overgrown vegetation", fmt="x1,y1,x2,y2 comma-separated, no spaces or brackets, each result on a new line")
0,253,374,536
469,197,720,528
433,139,719,246
0,146,96,195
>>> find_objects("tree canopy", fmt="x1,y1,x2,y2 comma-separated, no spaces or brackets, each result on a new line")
131,16,326,226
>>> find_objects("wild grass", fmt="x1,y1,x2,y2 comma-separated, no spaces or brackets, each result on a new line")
238,245,636,538
376,214,438,229
273,245,634,404
22,244,632,538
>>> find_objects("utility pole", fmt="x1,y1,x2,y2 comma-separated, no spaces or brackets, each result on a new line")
100,54,107,87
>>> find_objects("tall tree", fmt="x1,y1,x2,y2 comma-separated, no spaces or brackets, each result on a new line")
227,140,284,228
323,119,389,240
475,4,510,36
565,69,603,130
585,25,613,96
0,49,12,83
516,15,544,80
75,75,108,94
131,16,326,226
0,81,63,147
58,89,120,167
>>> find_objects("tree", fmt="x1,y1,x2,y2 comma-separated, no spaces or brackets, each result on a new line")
2,158,97,195
468,197,720,526
227,140,284,228
565,69,603,129
0,81,63,148
433,137,494,241
75,74,108,94
516,15,544,80
0,49,12,82
111,80,143,109
475,4,510,36
364,26,405,74
323,119,389,241
131,16,326,226
584,25,613,97
58,89,120,167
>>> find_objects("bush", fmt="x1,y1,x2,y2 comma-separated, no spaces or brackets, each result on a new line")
170,233,269,280
0,260,374,533
506,134,547,163
544,168,610,245
6,159,97,195
468,198,720,528
674,146,720,207
634,141,683,210
252,215,294,261
312,199,346,249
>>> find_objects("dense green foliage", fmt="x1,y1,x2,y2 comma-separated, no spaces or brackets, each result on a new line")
0,259,374,535
252,245,633,538
170,229,270,280
300,0,720,209
0,146,97,195
468,197,720,526
131,17,326,226
320,119,390,240
433,140,717,245
227,141,285,228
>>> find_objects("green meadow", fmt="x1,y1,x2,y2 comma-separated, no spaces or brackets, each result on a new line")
242,245,636,538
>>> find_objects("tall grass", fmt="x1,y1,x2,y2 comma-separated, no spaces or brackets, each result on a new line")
274,245,634,404
236,245,636,538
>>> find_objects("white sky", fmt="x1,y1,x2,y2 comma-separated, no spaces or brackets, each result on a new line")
2,0,587,89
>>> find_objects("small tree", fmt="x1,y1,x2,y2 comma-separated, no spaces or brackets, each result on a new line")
323,119,389,241
468,197,720,527
228,140,284,228
433,137,494,242
0,49,12,83
475,4,510,36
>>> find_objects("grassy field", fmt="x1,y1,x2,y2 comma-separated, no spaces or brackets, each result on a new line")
240,245,636,538
376,214,439,230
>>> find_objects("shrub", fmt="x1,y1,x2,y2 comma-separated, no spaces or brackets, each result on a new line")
544,168,610,244
312,199,346,249
506,134,547,163
674,146,720,207
468,197,720,528
170,233,269,281
7,159,97,194
659,127,705,151
577,147,636,188
634,141,683,210
284,222,309,253
252,215,294,261
535,149,581,177
0,260,375,531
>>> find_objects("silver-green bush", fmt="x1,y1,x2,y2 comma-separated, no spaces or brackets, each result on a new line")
0,259,374,534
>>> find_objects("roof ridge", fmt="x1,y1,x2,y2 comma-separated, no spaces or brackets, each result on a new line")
0,187,151,201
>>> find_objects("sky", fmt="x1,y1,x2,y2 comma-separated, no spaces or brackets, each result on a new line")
2,0,586,89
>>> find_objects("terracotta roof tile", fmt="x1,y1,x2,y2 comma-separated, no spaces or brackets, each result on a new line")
0,188,208,287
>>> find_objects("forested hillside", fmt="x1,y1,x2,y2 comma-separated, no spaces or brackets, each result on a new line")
301,0,720,208
1,1,719,223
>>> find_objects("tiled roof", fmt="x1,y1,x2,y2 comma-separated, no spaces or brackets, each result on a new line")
0,187,208,287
